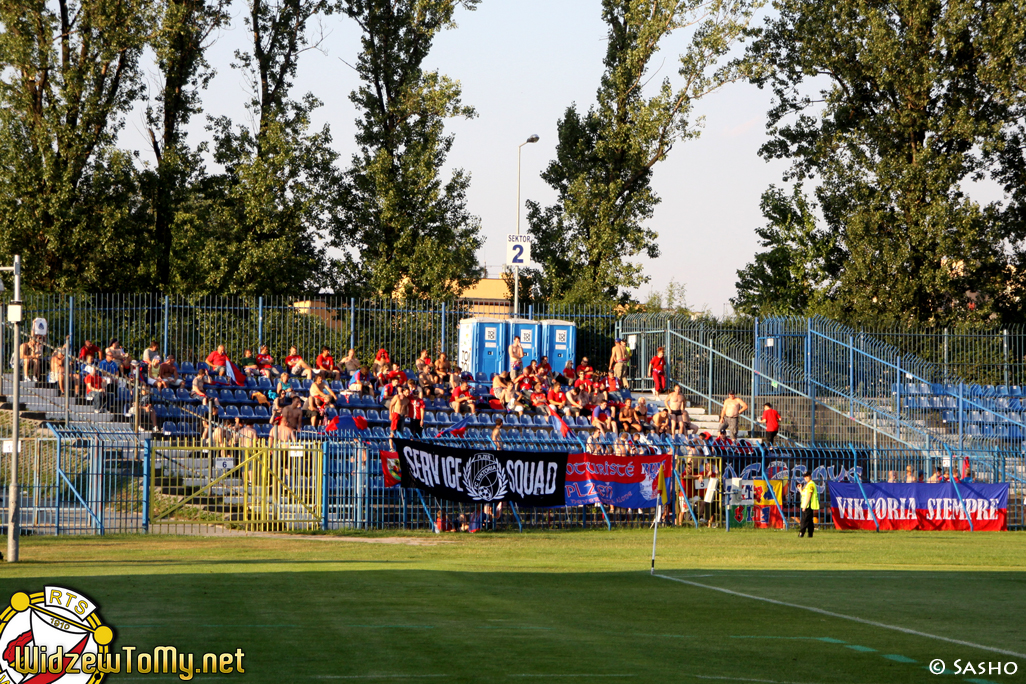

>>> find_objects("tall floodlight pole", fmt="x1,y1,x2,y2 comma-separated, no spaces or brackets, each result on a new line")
3,255,21,562
514,134,539,318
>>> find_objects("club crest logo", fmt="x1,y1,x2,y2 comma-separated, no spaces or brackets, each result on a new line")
0,587,113,683
462,453,509,501
640,462,663,501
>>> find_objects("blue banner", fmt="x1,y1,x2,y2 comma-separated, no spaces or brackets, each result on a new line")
828,481,1008,531
564,453,673,509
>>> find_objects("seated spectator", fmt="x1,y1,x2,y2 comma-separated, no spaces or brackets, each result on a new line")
386,362,408,386
256,345,278,378
419,367,444,398
349,366,373,396
618,398,642,433
651,407,670,434
191,367,219,406
373,348,391,375
84,366,107,412
380,376,401,407
547,381,569,416
147,356,162,387
240,348,259,376
565,385,584,418
492,371,515,406
78,339,100,361
415,349,433,374
20,336,43,382
603,369,620,396
904,465,916,483
206,344,229,374
561,361,576,385
105,339,126,363
157,354,183,389
132,384,158,431
635,397,649,423
435,352,452,384
524,359,540,378
538,356,552,377
97,351,121,377
451,379,476,415
928,467,945,483
576,357,594,381
141,340,161,366
591,400,616,435
530,383,548,414
342,348,361,376
284,346,313,379
50,347,69,395
315,346,342,381
308,372,337,418
887,470,897,483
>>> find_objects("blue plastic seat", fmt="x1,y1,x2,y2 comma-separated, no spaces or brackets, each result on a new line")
234,389,251,404
239,405,255,420
176,388,193,403
258,377,272,390
180,362,196,374
162,421,178,436
222,405,240,419
197,362,210,372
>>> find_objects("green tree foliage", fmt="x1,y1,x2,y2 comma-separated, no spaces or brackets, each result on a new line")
524,0,760,305
142,0,230,290
0,0,153,290
338,0,484,300
741,0,1026,325
191,0,342,295
732,186,842,317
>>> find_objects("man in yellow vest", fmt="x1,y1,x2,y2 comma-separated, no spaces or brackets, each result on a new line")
798,471,819,538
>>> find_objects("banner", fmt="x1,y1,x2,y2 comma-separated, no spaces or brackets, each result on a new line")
380,451,401,488
393,439,567,506
727,479,785,528
564,453,673,509
828,482,1008,531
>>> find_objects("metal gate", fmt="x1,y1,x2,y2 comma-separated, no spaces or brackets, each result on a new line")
149,442,324,534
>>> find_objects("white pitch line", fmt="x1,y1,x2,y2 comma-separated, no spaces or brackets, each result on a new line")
687,675,825,684
653,573,1026,660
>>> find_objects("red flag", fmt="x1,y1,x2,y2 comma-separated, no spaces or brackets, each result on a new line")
380,451,401,487
547,405,571,438
224,360,246,387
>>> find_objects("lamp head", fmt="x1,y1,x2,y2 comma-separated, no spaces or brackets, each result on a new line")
526,134,539,143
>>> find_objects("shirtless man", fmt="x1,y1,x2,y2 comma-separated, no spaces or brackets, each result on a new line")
508,336,525,373
280,397,304,441
666,386,687,436
609,338,629,388
651,407,670,435
388,386,411,434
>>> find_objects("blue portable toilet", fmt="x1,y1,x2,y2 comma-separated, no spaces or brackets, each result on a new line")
540,319,577,374
457,317,507,380
507,319,541,370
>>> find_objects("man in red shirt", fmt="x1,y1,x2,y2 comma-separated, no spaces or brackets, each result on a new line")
387,362,408,386
761,402,781,447
648,346,667,395
547,381,568,416
284,346,313,379
408,389,426,436
451,379,476,415
576,357,594,380
78,339,100,361
315,346,341,381
255,345,278,378
206,344,229,374
539,356,552,376
84,367,106,412
530,383,548,414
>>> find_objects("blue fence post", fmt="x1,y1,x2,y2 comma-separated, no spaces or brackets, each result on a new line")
528,304,533,322
849,445,879,532
142,437,151,533
944,446,975,532
848,334,855,418
760,446,788,530
805,319,815,442
257,296,264,346
440,302,447,355
349,298,356,352
67,295,74,354
162,295,169,358
752,318,760,397
958,383,964,452
321,442,330,530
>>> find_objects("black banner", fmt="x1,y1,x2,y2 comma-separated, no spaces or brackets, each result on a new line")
395,439,567,507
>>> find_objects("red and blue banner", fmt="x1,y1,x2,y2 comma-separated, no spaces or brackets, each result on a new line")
828,481,1008,531
564,453,673,509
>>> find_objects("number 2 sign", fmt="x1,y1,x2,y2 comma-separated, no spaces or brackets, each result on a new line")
506,234,532,266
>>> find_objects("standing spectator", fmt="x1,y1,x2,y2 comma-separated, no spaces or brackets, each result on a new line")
206,344,229,374
20,336,43,382
609,338,629,388
451,379,476,415
718,391,748,441
280,397,304,441
388,385,411,434
647,346,666,396
508,336,525,373
51,347,75,396
283,346,313,379
761,402,781,447
157,354,183,389
315,346,341,381
666,386,686,435
798,471,819,538
904,465,916,483
491,418,503,449
78,339,100,361
408,389,425,437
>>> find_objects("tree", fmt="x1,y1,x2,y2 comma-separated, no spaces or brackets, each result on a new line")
0,0,152,290
338,0,484,300
743,0,1026,325
142,0,230,290
732,186,842,317
191,0,342,294
524,0,760,304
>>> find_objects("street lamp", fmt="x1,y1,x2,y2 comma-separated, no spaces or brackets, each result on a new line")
514,134,539,318
2,255,21,563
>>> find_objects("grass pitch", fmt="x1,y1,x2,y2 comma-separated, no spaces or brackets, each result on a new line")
1,528,1024,683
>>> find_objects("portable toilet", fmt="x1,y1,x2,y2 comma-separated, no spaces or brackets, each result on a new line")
507,319,541,369
457,317,507,380
540,319,577,374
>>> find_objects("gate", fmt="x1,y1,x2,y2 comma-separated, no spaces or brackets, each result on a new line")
149,441,325,534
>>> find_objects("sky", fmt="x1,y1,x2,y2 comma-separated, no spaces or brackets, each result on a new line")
123,0,794,315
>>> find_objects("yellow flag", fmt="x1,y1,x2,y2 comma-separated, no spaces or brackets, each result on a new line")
657,464,667,505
